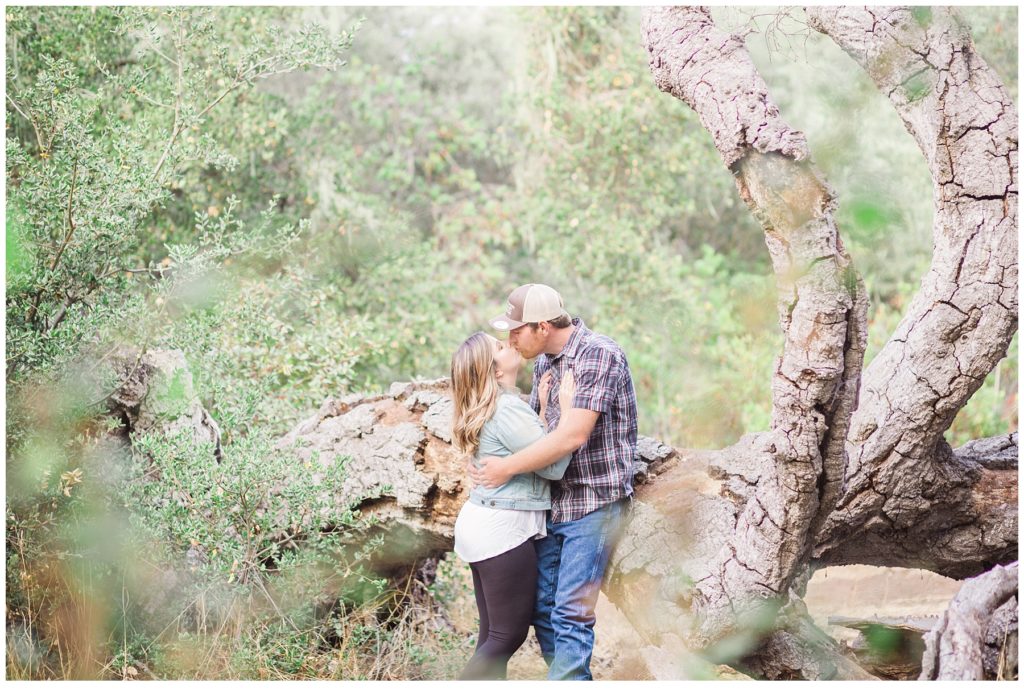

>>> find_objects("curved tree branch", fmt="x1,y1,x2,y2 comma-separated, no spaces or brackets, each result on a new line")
920,561,1018,680
641,5,868,648
805,6,1018,576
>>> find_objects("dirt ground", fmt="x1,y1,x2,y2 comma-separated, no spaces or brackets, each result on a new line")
802,565,961,643
442,561,962,680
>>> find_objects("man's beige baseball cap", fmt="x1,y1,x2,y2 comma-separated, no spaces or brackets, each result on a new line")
489,283,568,331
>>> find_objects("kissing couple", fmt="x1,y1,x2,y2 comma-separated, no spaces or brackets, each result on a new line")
449,283,638,680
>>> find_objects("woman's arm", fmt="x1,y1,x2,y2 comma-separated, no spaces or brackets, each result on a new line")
537,370,553,423
471,409,597,486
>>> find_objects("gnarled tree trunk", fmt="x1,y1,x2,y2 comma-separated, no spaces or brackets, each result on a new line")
805,5,1019,580
632,4,1017,679
640,3,870,651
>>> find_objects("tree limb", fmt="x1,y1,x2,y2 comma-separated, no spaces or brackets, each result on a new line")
5,93,46,152
806,6,1019,568
920,561,1018,680
26,157,79,326
150,21,186,181
641,5,867,648
813,434,1017,579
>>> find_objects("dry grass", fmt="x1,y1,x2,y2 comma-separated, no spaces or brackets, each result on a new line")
6,556,474,681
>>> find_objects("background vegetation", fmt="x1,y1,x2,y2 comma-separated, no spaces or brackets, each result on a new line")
6,5,1017,680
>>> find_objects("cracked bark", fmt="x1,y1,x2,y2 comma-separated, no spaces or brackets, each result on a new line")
810,434,1017,579
629,5,1017,679
805,6,1018,579
919,561,1018,679
640,4,868,652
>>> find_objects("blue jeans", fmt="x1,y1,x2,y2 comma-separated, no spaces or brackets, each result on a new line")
532,499,629,681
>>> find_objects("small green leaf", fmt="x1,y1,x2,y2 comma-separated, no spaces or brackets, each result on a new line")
904,73,931,102
911,7,933,27
850,200,892,231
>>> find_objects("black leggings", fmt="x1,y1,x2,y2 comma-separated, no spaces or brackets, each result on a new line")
458,539,538,680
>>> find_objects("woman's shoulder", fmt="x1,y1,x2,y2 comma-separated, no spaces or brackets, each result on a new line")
478,391,545,456
483,391,539,432
495,390,535,415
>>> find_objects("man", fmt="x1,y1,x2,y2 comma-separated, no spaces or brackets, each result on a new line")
470,282,638,681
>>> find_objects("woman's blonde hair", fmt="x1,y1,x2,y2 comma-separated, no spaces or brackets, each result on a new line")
450,332,500,454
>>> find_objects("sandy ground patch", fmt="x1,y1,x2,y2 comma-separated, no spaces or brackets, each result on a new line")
803,565,961,645
440,557,963,680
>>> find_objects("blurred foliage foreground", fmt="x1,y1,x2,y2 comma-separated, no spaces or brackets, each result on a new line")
5,6,1018,680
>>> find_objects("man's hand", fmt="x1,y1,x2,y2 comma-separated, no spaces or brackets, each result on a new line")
467,455,514,489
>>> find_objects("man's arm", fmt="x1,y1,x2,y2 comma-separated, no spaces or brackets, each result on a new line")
468,407,599,488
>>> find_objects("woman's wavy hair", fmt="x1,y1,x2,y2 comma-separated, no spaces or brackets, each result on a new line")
450,332,500,454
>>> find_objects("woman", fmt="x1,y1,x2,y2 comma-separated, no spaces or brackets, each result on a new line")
450,331,574,680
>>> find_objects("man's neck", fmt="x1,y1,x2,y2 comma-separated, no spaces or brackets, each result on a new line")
544,324,575,356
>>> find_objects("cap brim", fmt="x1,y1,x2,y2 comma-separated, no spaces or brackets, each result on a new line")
488,315,526,331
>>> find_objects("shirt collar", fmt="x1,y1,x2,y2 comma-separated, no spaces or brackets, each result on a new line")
550,316,589,362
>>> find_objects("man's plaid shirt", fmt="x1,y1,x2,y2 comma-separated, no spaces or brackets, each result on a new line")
529,317,638,523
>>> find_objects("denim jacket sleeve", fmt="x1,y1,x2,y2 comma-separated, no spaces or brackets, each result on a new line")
533,451,571,481
493,395,570,481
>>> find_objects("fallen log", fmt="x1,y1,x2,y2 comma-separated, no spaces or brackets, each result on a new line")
273,377,680,579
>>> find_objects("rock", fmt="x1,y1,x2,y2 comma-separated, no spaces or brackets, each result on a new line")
108,348,221,460
828,615,935,679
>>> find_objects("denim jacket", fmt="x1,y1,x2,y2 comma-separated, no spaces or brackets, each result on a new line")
469,390,571,511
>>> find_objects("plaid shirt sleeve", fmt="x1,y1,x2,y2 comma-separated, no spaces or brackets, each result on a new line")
572,349,622,414
547,325,637,524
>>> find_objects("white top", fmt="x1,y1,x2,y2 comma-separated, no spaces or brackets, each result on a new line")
453,500,547,563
